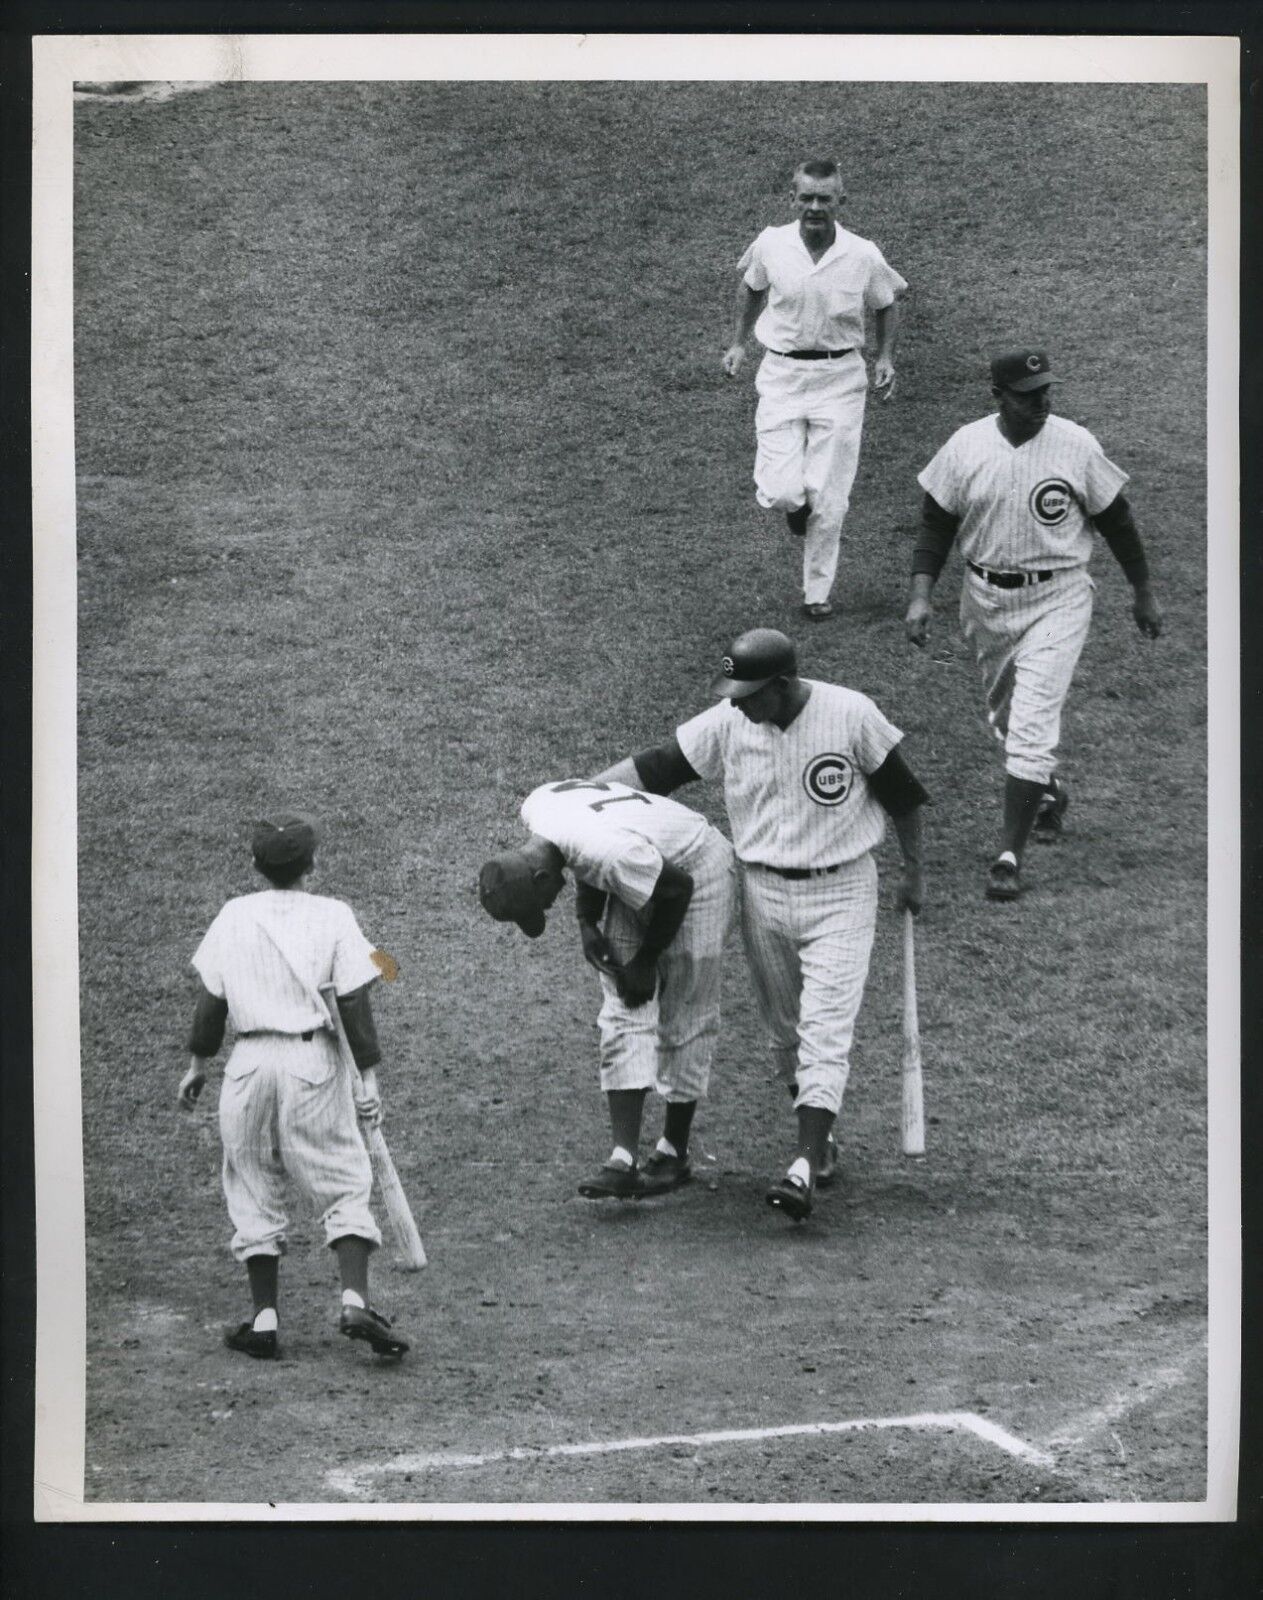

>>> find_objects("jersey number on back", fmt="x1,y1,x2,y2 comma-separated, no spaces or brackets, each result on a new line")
549,780,653,814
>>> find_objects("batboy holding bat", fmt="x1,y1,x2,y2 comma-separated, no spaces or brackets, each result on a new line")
179,814,410,1360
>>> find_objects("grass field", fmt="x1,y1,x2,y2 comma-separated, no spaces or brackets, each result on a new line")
72,78,1209,1506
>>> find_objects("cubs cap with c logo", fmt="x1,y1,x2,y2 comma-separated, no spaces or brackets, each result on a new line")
990,349,1055,392
710,628,798,699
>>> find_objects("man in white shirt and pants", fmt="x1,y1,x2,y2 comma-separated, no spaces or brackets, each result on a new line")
723,158,907,620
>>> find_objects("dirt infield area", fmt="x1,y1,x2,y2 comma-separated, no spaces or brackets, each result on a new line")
71,79,1210,1508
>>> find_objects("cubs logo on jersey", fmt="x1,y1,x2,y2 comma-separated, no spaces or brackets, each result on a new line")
1029,478,1073,526
802,753,854,807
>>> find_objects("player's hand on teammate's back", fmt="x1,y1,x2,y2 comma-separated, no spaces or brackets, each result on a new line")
904,596,933,648
721,345,746,378
1132,586,1163,639
897,865,924,917
177,1059,206,1112
615,953,658,1009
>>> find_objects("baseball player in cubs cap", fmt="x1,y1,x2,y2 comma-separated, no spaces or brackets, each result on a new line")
480,777,737,1200
905,350,1163,901
178,815,409,1360
595,629,929,1222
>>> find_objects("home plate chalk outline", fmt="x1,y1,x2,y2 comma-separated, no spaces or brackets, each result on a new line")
325,1411,1053,1498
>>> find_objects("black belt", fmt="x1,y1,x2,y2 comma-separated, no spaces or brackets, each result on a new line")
240,1029,317,1042
771,347,854,361
751,862,844,880
968,561,1055,589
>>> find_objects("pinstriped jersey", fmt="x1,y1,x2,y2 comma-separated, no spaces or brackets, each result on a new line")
739,222,907,353
192,890,379,1033
522,780,713,911
675,681,901,868
917,414,1128,573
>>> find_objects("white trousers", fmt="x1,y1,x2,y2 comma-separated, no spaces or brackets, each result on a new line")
739,854,878,1116
596,828,738,1102
218,1032,381,1261
960,566,1095,786
753,350,869,604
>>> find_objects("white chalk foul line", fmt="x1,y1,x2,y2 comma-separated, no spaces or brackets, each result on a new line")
325,1410,1052,1497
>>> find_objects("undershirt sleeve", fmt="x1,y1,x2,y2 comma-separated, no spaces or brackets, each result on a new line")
1091,494,1150,585
336,982,382,1072
187,983,229,1058
632,738,702,796
912,493,962,579
866,744,931,818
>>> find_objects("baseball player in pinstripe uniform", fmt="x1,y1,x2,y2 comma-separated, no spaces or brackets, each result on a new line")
904,350,1163,901
722,158,907,621
479,780,737,1199
177,816,409,1359
596,630,928,1221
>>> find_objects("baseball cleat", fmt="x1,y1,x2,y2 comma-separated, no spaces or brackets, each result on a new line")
639,1151,693,1193
223,1322,278,1360
785,503,810,536
340,1304,409,1358
985,856,1021,902
815,1133,841,1189
765,1172,813,1222
577,1161,647,1200
801,601,835,621
1032,778,1069,842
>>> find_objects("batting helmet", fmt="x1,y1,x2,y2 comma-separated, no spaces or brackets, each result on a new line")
710,628,798,699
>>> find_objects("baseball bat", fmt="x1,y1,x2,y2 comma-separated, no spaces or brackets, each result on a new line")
901,909,926,1157
320,984,427,1270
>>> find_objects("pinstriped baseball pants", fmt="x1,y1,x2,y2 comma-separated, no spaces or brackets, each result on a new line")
218,1033,381,1261
595,828,738,1102
740,853,879,1116
960,567,1095,786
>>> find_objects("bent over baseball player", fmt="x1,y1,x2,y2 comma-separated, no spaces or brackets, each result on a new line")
904,349,1163,902
479,780,737,1199
722,157,907,621
596,629,928,1222
178,815,409,1360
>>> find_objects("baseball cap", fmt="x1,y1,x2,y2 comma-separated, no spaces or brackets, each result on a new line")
478,851,548,938
251,813,319,866
990,350,1055,392
710,628,798,699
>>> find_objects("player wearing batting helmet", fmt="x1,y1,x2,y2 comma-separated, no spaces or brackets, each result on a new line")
904,349,1163,902
179,815,409,1360
595,628,929,1222
480,778,737,1199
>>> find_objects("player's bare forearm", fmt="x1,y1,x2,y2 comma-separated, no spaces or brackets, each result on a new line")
872,302,899,399
722,284,766,376
590,756,643,789
1130,580,1163,640
905,572,936,647
890,808,925,915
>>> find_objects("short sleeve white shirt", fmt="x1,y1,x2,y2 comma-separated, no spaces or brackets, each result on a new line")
918,413,1129,572
521,780,713,911
739,222,907,353
675,681,902,867
192,890,379,1033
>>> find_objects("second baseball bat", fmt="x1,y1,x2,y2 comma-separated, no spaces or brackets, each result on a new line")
320,984,427,1270
901,909,926,1157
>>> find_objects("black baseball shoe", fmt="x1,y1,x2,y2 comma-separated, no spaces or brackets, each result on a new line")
801,601,835,621
814,1133,841,1189
224,1321,278,1359
640,1150,693,1194
1032,778,1069,842
765,1171,813,1221
339,1304,409,1358
985,855,1021,902
577,1160,646,1200
786,503,810,536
